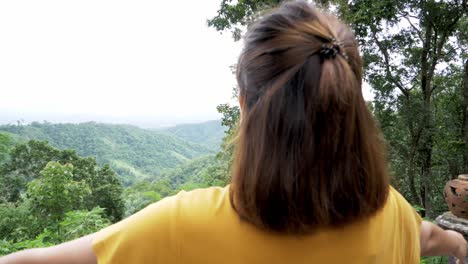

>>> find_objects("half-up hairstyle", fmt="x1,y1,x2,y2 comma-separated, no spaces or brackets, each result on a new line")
231,0,389,234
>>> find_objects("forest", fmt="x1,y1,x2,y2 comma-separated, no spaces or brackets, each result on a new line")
0,0,466,263
0,121,222,186
0,121,230,255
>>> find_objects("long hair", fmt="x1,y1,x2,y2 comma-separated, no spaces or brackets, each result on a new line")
230,0,389,234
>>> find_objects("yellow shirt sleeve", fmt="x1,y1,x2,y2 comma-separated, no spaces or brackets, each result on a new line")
92,194,180,264
389,187,423,263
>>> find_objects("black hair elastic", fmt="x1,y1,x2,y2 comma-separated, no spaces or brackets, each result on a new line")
319,36,349,61
320,43,340,59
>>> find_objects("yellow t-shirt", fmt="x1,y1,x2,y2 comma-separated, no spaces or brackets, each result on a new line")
92,185,422,264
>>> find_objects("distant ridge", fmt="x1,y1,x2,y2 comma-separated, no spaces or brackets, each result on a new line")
0,122,214,185
161,120,226,151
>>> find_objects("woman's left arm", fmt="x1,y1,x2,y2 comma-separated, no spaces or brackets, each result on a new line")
0,234,97,264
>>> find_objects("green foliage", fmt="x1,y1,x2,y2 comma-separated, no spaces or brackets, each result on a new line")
0,240,16,256
216,104,240,134
88,165,125,222
0,122,214,185
123,153,232,216
162,120,226,151
27,162,90,223
124,190,161,217
331,0,466,218
0,138,125,254
0,203,40,242
420,255,448,263
13,230,55,251
0,140,125,222
0,132,15,164
159,155,218,190
0,207,110,256
59,207,110,242
123,179,170,216
0,230,55,256
208,0,281,40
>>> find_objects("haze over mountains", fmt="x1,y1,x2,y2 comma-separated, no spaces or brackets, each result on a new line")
0,113,223,129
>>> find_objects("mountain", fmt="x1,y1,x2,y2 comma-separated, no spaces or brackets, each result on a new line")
0,122,214,185
161,120,226,151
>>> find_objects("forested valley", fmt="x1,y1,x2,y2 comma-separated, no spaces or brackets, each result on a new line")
0,120,232,255
0,0,466,263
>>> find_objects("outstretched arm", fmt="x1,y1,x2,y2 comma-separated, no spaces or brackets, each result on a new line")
420,220,467,263
0,234,97,264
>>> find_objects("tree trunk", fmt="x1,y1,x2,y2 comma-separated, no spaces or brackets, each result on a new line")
463,59,468,173
419,15,434,218
408,133,422,206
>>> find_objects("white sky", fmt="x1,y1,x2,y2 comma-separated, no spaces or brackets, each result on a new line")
0,0,373,127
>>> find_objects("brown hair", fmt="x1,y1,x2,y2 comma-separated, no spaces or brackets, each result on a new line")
230,0,389,234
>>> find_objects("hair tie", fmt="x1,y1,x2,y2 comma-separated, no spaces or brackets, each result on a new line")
319,36,349,61
320,43,339,59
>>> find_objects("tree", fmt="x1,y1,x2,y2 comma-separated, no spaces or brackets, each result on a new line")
463,59,468,172
27,162,90,241
208,0,281,40
4,140,61,181
0,141,60,202
88,165,125,222
0,140,125,222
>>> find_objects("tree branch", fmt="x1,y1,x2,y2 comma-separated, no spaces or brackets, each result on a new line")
427,8,464,96
370,25,409,97
398,12,423,42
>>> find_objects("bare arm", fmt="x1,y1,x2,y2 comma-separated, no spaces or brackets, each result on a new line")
420,220,467,263
0,234,97,264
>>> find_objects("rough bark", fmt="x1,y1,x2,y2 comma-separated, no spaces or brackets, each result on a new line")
463,60,468,173
419,14,434,218
408,126,423,206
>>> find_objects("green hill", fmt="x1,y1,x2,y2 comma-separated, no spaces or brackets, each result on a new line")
0,122,214,185
161,120,226,151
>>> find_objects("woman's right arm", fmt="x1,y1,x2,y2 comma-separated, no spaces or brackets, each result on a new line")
420,220,467,263
0,234,97,264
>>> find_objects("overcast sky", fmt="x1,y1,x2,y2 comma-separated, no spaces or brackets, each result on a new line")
0,0,372,127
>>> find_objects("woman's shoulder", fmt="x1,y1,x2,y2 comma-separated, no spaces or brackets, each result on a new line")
383,186,423,228
387,186,418,212
176,185,230,202
173,185,232,217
